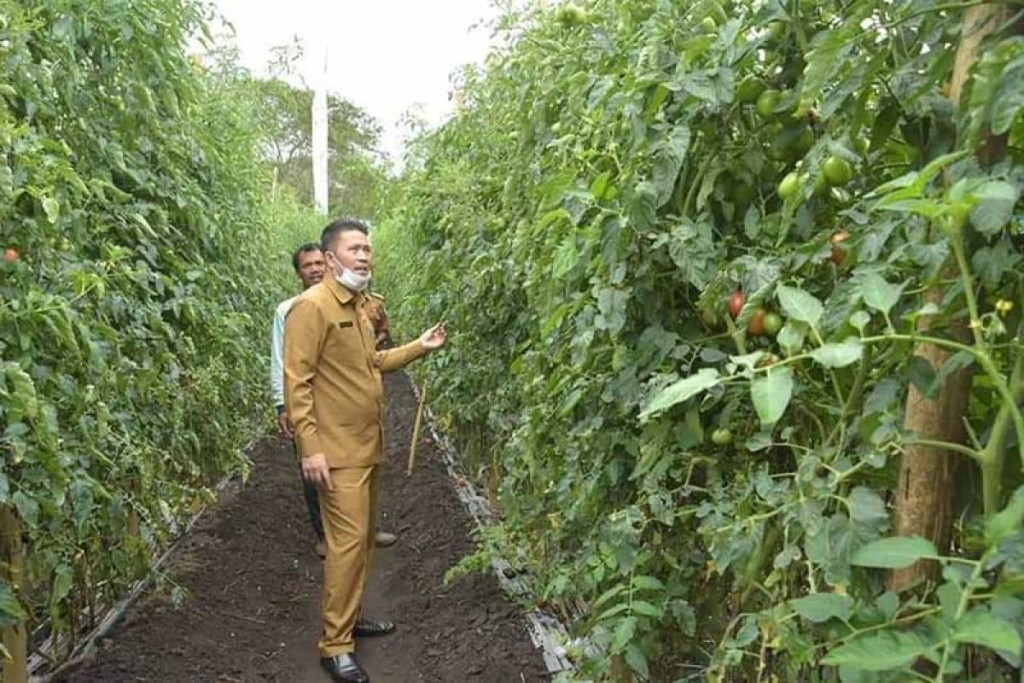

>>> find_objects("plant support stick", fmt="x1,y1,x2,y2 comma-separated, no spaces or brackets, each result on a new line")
407,379,429,477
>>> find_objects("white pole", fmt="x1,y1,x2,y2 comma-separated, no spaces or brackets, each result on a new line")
311,40,329,215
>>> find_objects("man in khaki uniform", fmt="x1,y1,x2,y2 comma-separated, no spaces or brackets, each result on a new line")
284,218,446,683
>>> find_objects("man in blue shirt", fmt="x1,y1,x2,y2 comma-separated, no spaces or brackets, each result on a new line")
271,244,328,555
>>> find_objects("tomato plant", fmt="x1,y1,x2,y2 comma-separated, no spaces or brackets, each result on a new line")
0,0,328,670
375,0,1024,679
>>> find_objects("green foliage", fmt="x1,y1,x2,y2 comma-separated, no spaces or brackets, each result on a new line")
376,0,1024,679
0,0,324,662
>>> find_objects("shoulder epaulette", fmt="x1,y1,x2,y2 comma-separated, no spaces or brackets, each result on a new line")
369,292,385,302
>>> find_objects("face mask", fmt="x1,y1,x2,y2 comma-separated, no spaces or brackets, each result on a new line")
336,266,370,292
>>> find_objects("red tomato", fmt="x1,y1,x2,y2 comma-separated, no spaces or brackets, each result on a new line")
728,290,745,319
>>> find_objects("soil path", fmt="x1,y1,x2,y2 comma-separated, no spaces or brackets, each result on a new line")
63,373,548,682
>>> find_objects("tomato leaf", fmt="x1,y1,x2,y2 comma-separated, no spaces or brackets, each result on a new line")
810,339,864,368
652,124,691,207
850,536,938,569
612,616,637,652
789,593,853,623
857,273,903,316
639,368,720,421
822,630,939,670
970,180,1018,235
777,286,823,327
751,365,794,426
0,582,26,628
952,609,1023,654
986,485,1024,546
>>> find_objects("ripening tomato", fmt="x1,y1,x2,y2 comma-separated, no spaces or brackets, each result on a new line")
830,229,850,265
762,312,783,336
3,247,18,263
728,290,745,319
748,308,767,336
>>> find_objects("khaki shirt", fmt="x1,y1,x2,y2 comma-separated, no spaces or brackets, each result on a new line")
284,279,426,468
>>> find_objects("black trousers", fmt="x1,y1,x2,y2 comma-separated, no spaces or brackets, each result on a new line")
293,439,325,541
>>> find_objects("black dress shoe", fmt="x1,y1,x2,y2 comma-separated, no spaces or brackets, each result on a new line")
354,617,396,637
320,653,369,683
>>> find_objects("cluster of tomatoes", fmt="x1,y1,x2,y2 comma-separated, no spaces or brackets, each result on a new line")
727,289,782,337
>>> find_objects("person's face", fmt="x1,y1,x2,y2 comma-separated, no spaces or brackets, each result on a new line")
295,249,326,289
326,229,372,277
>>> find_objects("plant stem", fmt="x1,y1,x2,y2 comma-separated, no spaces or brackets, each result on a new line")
825,346,873,448
935,554,988,680
976,354,1024,513
902,438,983,462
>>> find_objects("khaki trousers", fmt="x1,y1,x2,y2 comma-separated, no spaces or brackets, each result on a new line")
318,465,379,656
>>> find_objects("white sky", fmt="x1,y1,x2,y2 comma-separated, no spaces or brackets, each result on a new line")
211,1,502,162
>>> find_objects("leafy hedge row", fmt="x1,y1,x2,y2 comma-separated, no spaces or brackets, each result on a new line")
376,0,1024,679
0,0,320,662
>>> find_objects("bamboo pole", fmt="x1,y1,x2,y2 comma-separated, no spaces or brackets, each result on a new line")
1,505,27,683
407,379,429,477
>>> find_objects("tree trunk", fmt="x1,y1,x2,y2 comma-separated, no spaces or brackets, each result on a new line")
891,4,1013,590
1,506,27,683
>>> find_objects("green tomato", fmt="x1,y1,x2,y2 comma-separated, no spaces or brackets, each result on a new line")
700,308,721,330
762,312,783,336
767,21,787,42
823,155,853,186
793,97,815,119
778,171,802,201
794,128,815,154
711,428,733,446
736,76,766,104
732,183,755,205
755,89,780,118
701,17,717,32
813,171,829,196
766,144,787,162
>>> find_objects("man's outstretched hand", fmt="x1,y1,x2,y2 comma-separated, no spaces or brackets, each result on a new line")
419,323,447,351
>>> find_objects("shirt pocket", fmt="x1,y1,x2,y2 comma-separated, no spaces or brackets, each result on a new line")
325,318,366,363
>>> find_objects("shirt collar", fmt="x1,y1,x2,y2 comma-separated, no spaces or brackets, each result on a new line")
326,277,366,306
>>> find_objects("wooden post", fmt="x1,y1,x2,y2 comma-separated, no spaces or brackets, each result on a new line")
1,505,27,683
892,4,1017,590
407,380,429,477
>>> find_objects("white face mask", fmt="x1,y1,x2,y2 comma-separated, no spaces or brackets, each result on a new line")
337,267,370,292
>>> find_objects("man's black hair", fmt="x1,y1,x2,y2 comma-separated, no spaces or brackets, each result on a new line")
291,243,322,271
320,218,370,252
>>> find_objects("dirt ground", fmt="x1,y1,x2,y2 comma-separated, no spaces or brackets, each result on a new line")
62,373,549,682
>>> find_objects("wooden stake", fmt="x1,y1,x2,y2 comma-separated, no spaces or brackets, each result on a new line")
891,3,1020,591
1,505,27,683
407,379,429,477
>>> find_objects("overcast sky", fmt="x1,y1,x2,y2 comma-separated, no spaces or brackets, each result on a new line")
211,1,502,160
